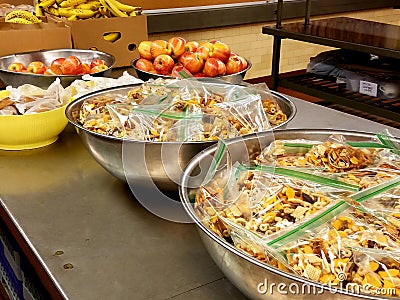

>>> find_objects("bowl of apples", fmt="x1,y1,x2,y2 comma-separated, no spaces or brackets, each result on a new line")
0,49,115,89
132,37,251,84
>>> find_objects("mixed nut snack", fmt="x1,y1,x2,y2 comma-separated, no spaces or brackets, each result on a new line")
280,209,400,293
256,139,378,172
76,79,288,141
195,169,340,240
193,133,400,296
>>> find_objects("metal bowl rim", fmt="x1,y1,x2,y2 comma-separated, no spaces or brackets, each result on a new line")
179,128,399,300
65,83,296,145
0,48,116,77
131,57,252,79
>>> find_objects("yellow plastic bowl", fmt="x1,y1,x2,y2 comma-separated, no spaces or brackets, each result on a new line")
0,101,69,150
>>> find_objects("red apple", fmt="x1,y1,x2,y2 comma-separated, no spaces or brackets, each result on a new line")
168,36,187,59
135,58,155,72
60,56,82,75
138,40,153,60
237,56,248,70
216,60,227,76
171,64,183,77
226,55,245,75
90,64,108,73
198,41,213,50
203,58,226,77
150,40,172,59
195,46,210,61
230,53,248,70
184,41,199,53
44,65,63,75
26,61,47,74
178,52,204,74
171,64,193,78
153,54,175,75
51,58,65,68
7,62,26,72
90,59,107,69
208,41,231,63
81,63,92,74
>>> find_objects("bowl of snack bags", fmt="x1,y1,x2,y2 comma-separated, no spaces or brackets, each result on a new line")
0,79,72,150
65,78,296,192
180,129,400,300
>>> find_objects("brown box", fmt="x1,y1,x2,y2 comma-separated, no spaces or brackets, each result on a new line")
3,0,34,5
65,15,148,68
0,18,72,57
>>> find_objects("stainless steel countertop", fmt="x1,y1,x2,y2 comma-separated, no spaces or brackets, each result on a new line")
0,94,399,300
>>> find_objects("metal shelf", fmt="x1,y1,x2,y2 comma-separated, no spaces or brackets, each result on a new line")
280,73,400,124
262,0,400,125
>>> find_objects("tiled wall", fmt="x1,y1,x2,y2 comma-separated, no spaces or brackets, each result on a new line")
149,8,400,79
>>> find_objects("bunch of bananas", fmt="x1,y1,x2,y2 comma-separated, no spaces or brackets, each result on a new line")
35,0,142,20
5,10,42,24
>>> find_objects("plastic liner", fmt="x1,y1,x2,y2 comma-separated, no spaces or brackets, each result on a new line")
0,78,72,115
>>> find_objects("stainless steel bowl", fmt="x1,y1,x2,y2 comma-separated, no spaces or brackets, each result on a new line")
65,83,296,192
131,58,252,84
180,129,399,300
0,49,115,88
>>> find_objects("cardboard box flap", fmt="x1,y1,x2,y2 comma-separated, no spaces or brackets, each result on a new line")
66,15,148,67
0,16,71,57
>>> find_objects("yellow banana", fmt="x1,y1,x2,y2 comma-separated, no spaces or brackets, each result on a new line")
68,14,78,20
5,10,42,23
58,7,75,17
35,4,44,17
59,0,86,8
39,0,56,8
5,17,33,24
56,0,64,5
101,0,128,17
103,32,121,42
44,6,60,16
110,0,138,13
98,5,111,17
129,10,136,16
76,1,101,10
69,8,96,18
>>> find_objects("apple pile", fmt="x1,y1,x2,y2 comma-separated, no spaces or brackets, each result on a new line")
6,56,109,76
135,37,248,78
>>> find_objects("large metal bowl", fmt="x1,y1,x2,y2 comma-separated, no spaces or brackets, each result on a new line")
131,57,252,84
0,49,115,88
65,83,296,192
180,129,400,300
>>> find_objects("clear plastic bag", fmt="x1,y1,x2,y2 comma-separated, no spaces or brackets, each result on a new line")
124,106,238,142
274,206,400,290
256,135,381,173
5,78,71,114
353,181,400,230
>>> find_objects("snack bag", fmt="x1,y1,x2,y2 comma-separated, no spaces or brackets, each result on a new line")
351,179,400,230
272,205,400,291
350,249,400,296
256,135,380,173
216,93,271,135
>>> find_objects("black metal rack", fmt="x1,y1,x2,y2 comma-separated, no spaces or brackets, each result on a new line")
262,0,400,124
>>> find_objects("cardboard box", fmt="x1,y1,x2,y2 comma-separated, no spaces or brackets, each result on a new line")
3,0,34,5
0,18,72,57
65,15,148,68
